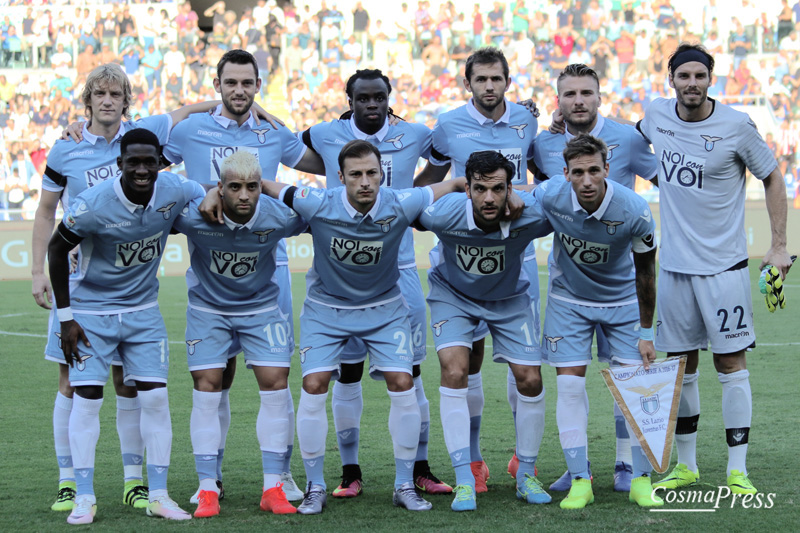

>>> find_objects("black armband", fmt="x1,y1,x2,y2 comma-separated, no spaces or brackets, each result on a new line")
56,222,83,248
301,129,314,149
44,165,67,187
283,186,298,209
430,146,448,162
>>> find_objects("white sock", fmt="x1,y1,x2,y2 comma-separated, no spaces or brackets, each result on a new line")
413,376,430,461
556,375,589,477
138,388,173,468
285,384,295,472
332,381,363,466
297,389,328,460
259,388,290,488
439,386,470,457
69,395,103,470
54,392,74,482
218,388,231,449
614,401,632,465
190,390,222,456
626,419,652,478
388,388,421,460
676,372,700,472
467,372,484,462
515,389,545,461
719,369,751,475
507,368,518,419
116,395,145,481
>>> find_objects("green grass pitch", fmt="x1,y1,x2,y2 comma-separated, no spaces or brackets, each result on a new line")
0,261,797,531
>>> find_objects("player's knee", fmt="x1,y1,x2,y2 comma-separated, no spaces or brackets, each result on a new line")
303,373,331,395
338,362,365,384
192,370,224,392
386,372,414,392
76,385,103,400
713,351,746,374
514,368,542,396
440,365,468,389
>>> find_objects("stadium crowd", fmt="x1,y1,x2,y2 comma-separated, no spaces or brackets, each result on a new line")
1,0,800,219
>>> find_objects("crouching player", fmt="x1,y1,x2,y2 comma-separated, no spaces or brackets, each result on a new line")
533,134,660,509
259,140,465,514
48,129,204,524
175,151,308,517
415,150,553,511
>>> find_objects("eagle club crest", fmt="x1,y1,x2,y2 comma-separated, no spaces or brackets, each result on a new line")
252,128,271,144
432,319,448,336
601,220,624,235
626,381,669,416
700,135,723,152
253,228,275,243
55,331,62,349
385,134,404,149
299,346,311,364
374,216,397,233
74,353,93,372
606,143,619,161
510,124,527,139
186,339,202,355
157,202,177,220
544,335,563,352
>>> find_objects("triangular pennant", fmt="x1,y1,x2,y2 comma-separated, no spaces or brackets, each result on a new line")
601,357,686,473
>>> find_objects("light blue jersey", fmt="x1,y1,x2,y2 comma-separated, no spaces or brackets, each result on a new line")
172,195,308,314
61,172,205,312
533,116,658,187
303,117,432,268
285,185,433,308
418,191,552,301
534,178,656,306
163,106,307,265
429,99,537,183
42,115,172,209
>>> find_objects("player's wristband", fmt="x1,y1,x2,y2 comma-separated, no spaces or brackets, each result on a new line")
57,307,74,322
639,325,654,342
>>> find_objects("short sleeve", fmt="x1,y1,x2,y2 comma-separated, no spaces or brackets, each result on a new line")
162,119,187,165
430,120,450,166
630,199,657,253
181,177,206,203
398,186,433,221
736,118,778,180
61,198,94,239
288,186,325,219
629,127,658,180
278,125,308,168
412,122,433,160
134,114,173,146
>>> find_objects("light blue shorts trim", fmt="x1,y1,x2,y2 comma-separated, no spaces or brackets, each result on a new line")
45,307,123,366
299,298,414,380
67,306,169,386
541,297,641,367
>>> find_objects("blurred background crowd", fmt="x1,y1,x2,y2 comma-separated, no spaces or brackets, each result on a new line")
1,0,799,220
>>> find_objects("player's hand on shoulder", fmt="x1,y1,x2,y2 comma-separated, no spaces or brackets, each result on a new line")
549,109,565,134
31,273,53,309
62,120,86,143
518,99,540,118
503,188,524,220
199,188,224,224
251,101,285,129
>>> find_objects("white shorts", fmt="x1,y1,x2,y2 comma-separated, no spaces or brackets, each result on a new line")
655,267,755,354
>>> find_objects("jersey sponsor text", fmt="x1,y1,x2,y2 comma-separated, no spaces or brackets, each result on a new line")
115,231,164,267
210,250,259,279
330,238,383,265
455,244,506,275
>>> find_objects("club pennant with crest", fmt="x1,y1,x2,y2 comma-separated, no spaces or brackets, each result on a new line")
601,356,686,473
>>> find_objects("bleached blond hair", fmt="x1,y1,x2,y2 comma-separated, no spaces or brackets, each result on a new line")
220,150,262,183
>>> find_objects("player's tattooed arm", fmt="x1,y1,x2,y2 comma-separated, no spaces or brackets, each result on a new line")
414,160,451,186
761,167,792,278
634,247,657,370
48,225,90,366
31,189,63,309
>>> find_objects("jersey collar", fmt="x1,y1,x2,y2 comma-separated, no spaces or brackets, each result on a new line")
466,98,511,125
349,116,389,142
565,115,605,141
222,203,259,230
340,186,382,219
464,197,511,237
570,178,615,220
113,175,160,213
211,104,258,129
82,121,125,145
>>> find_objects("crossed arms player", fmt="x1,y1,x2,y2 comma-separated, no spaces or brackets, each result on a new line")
415,150,553,511
259,140,466,514
48,129,205,524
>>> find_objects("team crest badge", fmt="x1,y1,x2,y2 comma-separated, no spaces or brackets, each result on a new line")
55,331,62,348
510,124,527,139
385,134,404,149
253,128,271,144
432,320,448,337
626,382,669,416
253,228,275,243
544,335,563,352
374,216,396,233
607,144,619,161
601,220,624,235
186,339,202,355
700,135,723,152
74,353,93,372
157,202,177,220
299,346,311,364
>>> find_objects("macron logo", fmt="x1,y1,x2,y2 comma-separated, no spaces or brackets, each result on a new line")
456,132,480,139
197,129,222,138
656,127,675,137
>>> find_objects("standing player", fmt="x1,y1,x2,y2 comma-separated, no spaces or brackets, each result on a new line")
416,151,553,511
533,134,660,509
414,47,539,492
173,151,307,517
259,140,465,514
48,129,204,524
163,49,323,502
300,69,451,496
636,44,792,494
31,63,222,513
528,63,658,492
